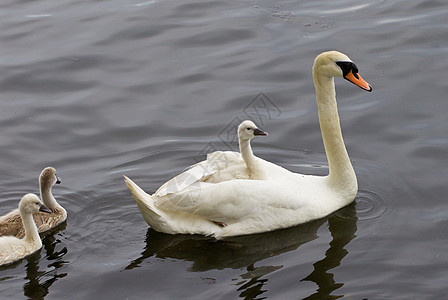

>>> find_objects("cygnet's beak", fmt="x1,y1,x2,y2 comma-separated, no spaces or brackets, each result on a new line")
254,128,268,136
39,204,52,214
56,176,61,184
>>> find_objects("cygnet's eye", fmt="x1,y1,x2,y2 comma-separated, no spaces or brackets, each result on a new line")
246,127,251,130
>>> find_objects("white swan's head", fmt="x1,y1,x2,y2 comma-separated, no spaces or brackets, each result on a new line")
39,167,61,190
19,193,52,214
313,51,372,92
238,120,268,141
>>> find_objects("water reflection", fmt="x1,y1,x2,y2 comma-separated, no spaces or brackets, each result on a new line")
125,202,357,299
236,264,282,300
23,230,69,299
0,225,69,299
125,217,325,271
301,203,358,299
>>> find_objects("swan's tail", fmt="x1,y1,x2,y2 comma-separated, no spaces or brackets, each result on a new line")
124,176,221,238
123,175,162,219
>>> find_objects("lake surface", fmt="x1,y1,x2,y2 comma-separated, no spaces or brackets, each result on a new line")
0,0,447,299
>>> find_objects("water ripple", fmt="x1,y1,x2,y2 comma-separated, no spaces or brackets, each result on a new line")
356,189,393,221
333,189,394,222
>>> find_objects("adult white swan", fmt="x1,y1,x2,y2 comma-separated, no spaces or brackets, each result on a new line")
0,167,65,238
124,51,372,238
0,194,51,266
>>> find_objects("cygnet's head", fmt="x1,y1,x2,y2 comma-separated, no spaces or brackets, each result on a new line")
19,193,52,214
39,167,61,190
238,120,268,141
313,51,372,92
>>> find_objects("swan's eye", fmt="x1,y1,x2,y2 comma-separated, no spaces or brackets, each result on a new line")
336,61,359,78
246,127,251,130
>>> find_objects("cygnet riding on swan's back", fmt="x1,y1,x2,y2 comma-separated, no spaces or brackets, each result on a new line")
153,120,267,197
124,51,372,238
0,167,66,238
236,120,269,180
0,194,52,266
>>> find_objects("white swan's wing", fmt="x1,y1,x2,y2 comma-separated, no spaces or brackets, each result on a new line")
154,179,282,223
154,161,210,197
154,151,245,197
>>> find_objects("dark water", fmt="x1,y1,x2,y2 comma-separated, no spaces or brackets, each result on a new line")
0,0,447,299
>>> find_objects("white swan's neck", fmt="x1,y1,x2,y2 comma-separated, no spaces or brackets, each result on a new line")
313,72,357,195
239,138,256,174
21,210,40,243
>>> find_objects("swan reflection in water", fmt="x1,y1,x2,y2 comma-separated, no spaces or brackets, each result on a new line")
0,224,68,299
125,202,357,299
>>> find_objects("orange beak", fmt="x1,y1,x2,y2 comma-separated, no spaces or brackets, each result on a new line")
345,69,372,92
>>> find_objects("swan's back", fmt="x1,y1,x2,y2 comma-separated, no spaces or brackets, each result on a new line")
154,151,249,197
0,206,66,238
0,235,40,265
0,209,25,237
